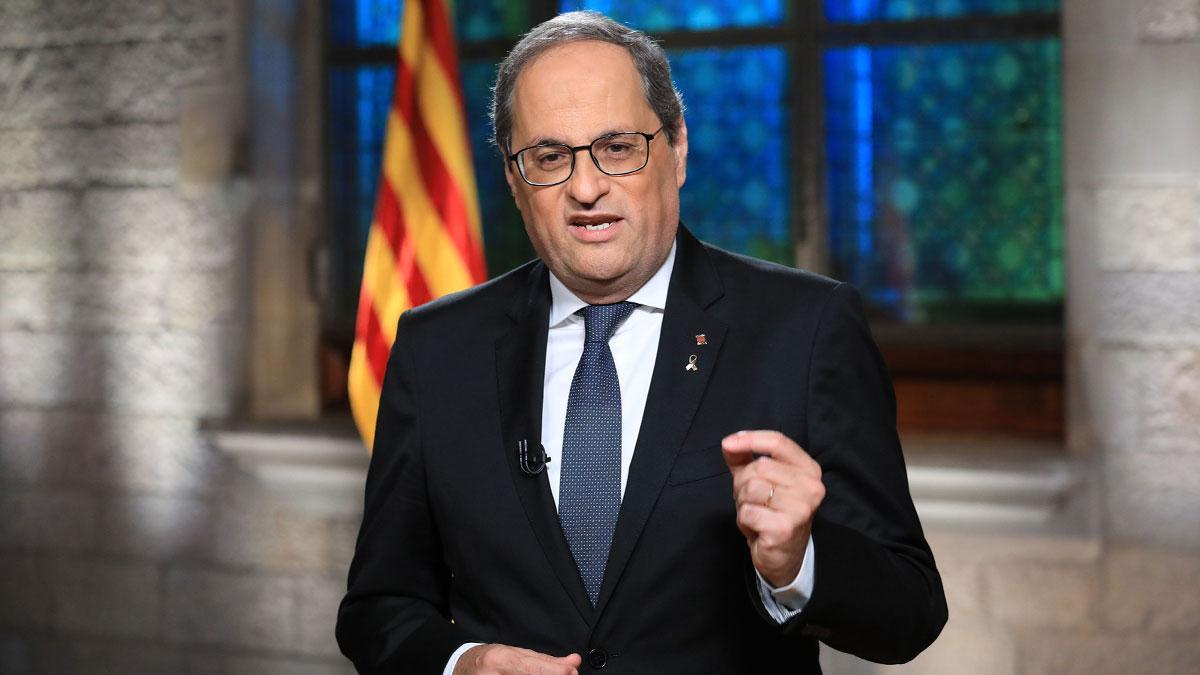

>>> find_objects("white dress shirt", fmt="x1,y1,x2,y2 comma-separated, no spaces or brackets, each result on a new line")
445,242,814,673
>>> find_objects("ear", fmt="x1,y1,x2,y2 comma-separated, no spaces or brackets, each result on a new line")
671,117,688,189
503,155,519,198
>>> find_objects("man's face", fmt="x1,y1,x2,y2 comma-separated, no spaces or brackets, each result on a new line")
505,40,688,304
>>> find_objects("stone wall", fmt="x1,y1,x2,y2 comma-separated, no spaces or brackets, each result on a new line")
1063,0,1200,547
821,533,1200,674
1,0,1197,674
0,1,351,672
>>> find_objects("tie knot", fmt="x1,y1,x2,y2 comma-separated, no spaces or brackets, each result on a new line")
580,302,637,344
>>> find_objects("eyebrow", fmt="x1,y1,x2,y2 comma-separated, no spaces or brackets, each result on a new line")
523,136,569,148
520,128,635,149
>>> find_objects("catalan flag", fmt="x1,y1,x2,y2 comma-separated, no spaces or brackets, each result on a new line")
348,0,487,449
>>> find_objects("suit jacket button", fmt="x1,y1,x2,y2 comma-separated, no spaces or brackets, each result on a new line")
587,647,607,669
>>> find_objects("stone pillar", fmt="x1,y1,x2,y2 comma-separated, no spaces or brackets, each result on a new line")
1063,0,1200,548
245,0,324,420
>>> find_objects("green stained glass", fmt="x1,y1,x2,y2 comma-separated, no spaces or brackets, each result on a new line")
825,39,1063,323
455,0,530,41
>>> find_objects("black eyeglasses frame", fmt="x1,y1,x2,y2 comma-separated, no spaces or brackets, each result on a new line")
506,126,666,187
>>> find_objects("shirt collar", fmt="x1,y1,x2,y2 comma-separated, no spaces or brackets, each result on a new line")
548,239,677,327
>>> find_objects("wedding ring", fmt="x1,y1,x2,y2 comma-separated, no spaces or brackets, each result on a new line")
766,485,775,508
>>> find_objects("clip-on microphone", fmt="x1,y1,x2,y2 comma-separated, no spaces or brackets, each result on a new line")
518,439,550,476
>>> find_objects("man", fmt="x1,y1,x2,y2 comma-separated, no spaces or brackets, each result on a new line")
338,11,946,674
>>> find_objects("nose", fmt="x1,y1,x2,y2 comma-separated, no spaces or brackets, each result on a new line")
565,149,610,206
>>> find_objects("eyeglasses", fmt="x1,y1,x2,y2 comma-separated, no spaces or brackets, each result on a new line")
507,126,665,187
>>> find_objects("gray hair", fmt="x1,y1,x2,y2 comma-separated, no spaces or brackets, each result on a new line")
489,11,685,158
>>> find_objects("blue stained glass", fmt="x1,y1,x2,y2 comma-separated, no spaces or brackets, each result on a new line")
461,59,535,274
560,0,787,31
329,0,526,47
331,0,400,46
670,47,791,263
824,0,1059,23
824,39,1063,323
327,64,396,328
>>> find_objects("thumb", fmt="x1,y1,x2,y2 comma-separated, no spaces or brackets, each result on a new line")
721,433,756,471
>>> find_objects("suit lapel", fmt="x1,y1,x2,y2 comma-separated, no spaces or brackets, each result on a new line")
495,263,594,622
594,227,727,615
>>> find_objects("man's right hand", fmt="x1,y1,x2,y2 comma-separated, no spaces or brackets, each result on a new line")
453,644,582,675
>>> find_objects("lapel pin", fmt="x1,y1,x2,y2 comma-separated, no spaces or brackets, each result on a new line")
695,334,707,345
685,354,699,372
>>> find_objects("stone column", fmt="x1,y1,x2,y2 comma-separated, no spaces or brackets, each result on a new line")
1063,0,1200,547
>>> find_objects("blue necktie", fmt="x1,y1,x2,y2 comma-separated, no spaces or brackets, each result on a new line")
559,301,637,605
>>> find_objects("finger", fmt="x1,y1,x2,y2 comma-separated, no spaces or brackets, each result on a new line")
737,502,788,539
732,458,822,500
506,651,579,675
721,433,758,471
734,507,759,542
731,457,790,495
733,475,775,509
723,437,794,478
753,485,823,527
738,474,826,518
738,501,816,556
523,647,581,668
556,653,583,667
514,646,579,664
485,646,580,675
734,479,823,545
722,430,806,465
723,430,818,472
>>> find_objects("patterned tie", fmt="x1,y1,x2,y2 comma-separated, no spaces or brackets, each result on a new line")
559,301,637,605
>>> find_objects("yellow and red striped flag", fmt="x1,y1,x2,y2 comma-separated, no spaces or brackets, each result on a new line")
348,0,487,450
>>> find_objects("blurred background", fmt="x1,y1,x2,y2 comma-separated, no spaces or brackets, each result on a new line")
0,0,1197,672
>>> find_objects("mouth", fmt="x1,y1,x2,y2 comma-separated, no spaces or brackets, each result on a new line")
569,214,622,232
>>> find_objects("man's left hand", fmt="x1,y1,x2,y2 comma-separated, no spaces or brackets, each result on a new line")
721,430,825,588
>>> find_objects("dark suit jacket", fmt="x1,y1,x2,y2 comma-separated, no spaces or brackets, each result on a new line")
337,227,947,674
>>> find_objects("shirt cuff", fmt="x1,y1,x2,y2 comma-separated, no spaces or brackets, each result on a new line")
754,535,815,624
443,642,484,675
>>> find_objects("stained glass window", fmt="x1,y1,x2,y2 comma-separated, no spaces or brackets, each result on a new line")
327,0,1062,330
670,47,791,264
327,64,395,329
462,59,534,273
456,0,530,42
824,0,1060,23
559,0,786,30
330,0,526,47
823,33,1062,323
330,0,401,46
